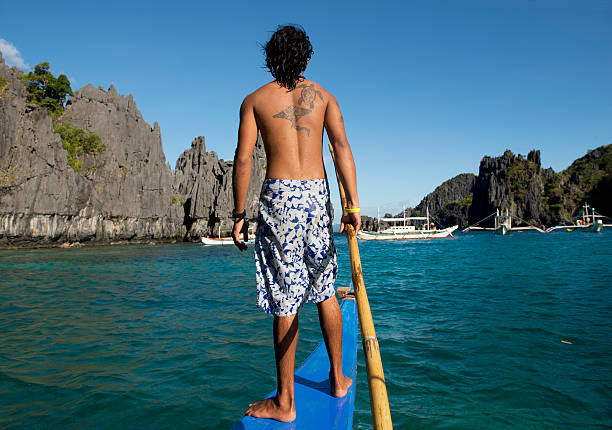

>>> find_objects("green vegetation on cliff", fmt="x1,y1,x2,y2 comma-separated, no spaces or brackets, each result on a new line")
555,145,612,218
21,62,73,117
566,146,612,187
54,123,105,172
458,193,473,207
541,172,564,217
507,152,540,207
19,62,107,173
0,76,7,95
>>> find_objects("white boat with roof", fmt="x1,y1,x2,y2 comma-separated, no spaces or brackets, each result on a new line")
357,207,458,241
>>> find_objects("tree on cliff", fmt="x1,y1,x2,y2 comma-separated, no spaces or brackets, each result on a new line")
54,123,106,173
21,62,73,116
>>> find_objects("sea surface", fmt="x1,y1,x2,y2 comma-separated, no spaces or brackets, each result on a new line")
0,230,610,429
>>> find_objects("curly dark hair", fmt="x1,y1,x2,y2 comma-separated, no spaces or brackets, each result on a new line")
264,25,313,91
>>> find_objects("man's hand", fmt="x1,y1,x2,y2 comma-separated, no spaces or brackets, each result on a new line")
232,219,248,251
340,212,361,235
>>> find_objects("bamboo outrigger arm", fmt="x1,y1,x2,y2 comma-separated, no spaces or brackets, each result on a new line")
328,144,393,430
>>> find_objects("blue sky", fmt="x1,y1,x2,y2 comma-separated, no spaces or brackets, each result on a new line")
1,0,611,217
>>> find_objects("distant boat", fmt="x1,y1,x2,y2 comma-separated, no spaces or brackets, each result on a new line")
546,203,607,233
198,236,255,246
358,207,457,241
198,221,255,246
231,288,358,430
463,209,546,235
494,209,512,236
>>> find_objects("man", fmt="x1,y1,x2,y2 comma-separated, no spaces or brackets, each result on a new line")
231,25,361,422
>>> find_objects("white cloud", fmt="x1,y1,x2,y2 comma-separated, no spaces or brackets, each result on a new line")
0,38,30,70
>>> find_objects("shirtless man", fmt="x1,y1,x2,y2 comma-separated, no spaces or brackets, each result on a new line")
231,25,361,422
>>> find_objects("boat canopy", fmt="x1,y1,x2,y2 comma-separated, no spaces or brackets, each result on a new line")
380,217,428,222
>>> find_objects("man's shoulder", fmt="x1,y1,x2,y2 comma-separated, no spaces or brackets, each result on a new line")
298,79,333,99
246,82,276,98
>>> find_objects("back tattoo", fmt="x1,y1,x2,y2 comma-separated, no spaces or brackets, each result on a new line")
273,83,324,136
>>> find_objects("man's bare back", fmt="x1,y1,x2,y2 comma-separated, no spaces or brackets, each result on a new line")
236,79,352,182
247,79,327,179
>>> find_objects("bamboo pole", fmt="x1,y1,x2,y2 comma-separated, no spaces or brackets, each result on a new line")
328,144,393,429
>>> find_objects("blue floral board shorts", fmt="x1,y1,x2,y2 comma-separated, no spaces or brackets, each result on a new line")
254,178,338,317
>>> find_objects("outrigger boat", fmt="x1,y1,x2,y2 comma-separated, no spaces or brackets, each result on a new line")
463,208,545,235
546,203,609,233
358,207,457,241
231,288,357,430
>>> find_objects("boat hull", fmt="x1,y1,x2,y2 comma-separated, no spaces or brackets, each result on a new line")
357,225,458,241
494,224,509,236
583,220,603,232
547,220,604,233
231,296,358,429
199,237,255,246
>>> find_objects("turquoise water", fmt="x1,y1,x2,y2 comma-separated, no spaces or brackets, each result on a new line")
0,231,610,429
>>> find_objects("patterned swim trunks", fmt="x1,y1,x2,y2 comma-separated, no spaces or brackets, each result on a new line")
254,178,338,317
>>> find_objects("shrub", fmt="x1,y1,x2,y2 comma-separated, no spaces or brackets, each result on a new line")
171,195,185,205
0,76,7,94
0,168,19,188
21,62,73,117
54,122,105,172
459,193,473,207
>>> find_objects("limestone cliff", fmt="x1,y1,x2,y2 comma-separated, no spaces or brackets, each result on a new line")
0,53,265,247
174,134,266,240
468,149,553,225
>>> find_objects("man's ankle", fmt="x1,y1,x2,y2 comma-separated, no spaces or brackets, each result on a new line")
275,392,295,409
330,368,343,381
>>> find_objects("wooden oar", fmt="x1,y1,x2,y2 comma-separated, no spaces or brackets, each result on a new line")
328,144,393,429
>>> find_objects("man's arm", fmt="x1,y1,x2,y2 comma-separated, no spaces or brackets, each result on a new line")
232,96,258,250
324,94,361,234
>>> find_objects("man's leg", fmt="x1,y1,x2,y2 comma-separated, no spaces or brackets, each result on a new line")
317,295,353,397
245,313,299,422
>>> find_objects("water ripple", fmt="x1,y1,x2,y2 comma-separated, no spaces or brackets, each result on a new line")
0,232,611,429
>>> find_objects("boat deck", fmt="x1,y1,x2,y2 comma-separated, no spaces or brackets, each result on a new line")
231,296,358,429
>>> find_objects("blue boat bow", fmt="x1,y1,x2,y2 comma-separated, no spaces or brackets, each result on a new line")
231,295,358,429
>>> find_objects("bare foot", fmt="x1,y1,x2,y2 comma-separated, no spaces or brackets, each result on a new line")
329,371,353,398
245,396,296,422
